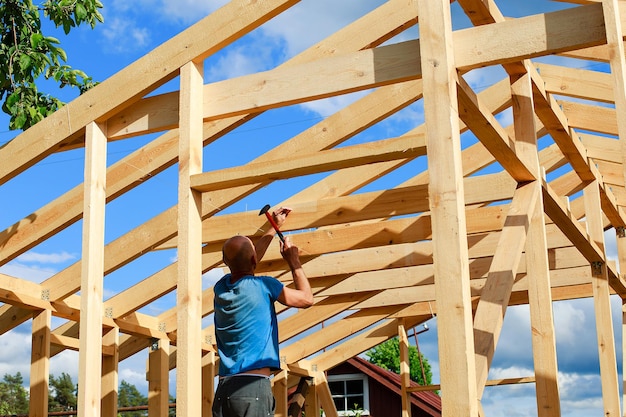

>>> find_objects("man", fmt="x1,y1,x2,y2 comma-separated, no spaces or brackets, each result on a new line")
212,207,313,417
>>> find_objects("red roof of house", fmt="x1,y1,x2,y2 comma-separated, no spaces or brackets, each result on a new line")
344,356,441,415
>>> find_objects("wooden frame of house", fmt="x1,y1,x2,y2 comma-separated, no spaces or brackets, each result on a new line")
2,0,626,416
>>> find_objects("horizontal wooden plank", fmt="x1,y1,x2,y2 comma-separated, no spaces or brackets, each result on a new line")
191,134,426,192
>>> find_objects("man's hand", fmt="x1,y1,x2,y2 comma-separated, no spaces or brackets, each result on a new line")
278,236,313,308
279,236,302,270
272,207,292,229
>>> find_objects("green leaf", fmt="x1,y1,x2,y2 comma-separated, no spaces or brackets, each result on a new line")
13,113,27,130
30,33,43,49
18,54,32,71
75,3,87,22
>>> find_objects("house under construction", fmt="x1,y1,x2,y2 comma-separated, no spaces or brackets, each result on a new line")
2,0,626,416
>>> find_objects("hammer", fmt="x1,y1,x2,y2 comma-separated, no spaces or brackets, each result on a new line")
259,204,285,243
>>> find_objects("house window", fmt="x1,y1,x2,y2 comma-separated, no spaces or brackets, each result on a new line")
327,374,370,416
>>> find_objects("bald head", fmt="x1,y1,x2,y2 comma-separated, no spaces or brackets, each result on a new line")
222,235,257,274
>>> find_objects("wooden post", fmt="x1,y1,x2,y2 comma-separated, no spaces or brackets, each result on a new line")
304,371,320,417
78,121,107,417
584,181,621,416
601,0,626,188
148,338,170,417
511,70,561,416
399,319,412,417
29,309,51,417
316,371,339,417
617,226,626,412
273,368,288,417
202,350,215,417
417,0,478,415
101,327,119,417
176,60,204,416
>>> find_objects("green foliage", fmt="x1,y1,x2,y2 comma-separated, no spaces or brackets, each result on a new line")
118,380,148,417
366,337,433,386
0,0,102,130
48,372,77,411
0,372,29,415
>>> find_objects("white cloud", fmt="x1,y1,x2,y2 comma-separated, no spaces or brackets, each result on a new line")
553,301,587,346
206,45,276,82
300,91,369,118
158,0,226,25
262,0,387,58
17,251,76,264
0,328,31,378
119,365,149,391
50,350,79,380
100,17,151,54
203,268,224,289
0,261,56,283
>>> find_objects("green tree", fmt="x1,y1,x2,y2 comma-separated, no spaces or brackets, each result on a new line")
0,372,29,415
366,337,433,386
118,380,147,417
0,0,103,130
48,372,77,411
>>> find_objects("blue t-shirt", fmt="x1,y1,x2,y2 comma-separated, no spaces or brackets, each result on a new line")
213,274,284,376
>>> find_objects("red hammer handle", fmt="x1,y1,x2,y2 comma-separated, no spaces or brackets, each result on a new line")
264,212,285,243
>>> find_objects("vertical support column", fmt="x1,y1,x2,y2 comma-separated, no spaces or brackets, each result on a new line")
148,338,170,417
304,370,320,417
176,60,204,416
511,70,561,416
616,226,626,412
417,0,477,415
584,181,620,416
316,371,339,417
78,121,107,417
202,350,216,417
101,327,119,417
601,0,626,187
30,309,51,417
273,367,288,417
398,319,412,417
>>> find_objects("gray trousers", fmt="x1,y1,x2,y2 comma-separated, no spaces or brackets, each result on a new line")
212,375,276,417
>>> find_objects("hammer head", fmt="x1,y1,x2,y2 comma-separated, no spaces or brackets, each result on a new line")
259,204,271,216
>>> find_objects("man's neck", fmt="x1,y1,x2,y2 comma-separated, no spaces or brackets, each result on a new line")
229,270,254,283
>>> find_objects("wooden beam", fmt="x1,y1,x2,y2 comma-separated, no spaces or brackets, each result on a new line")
176,61,204,417
473,182,538,397
148,339,170,417
535,63,614,103
29,309,51,417
454,3,607,71
101,327,119,417
202,351,216,417
584,180,621,415
602,0,626,206
418,1,478,415
558,100,617,136
398,320,412,417
77,121,107,417
511,70,561,416
190,134,427,192
456,74,535,182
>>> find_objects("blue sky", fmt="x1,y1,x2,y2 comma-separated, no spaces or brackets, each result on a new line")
0,1,622,416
